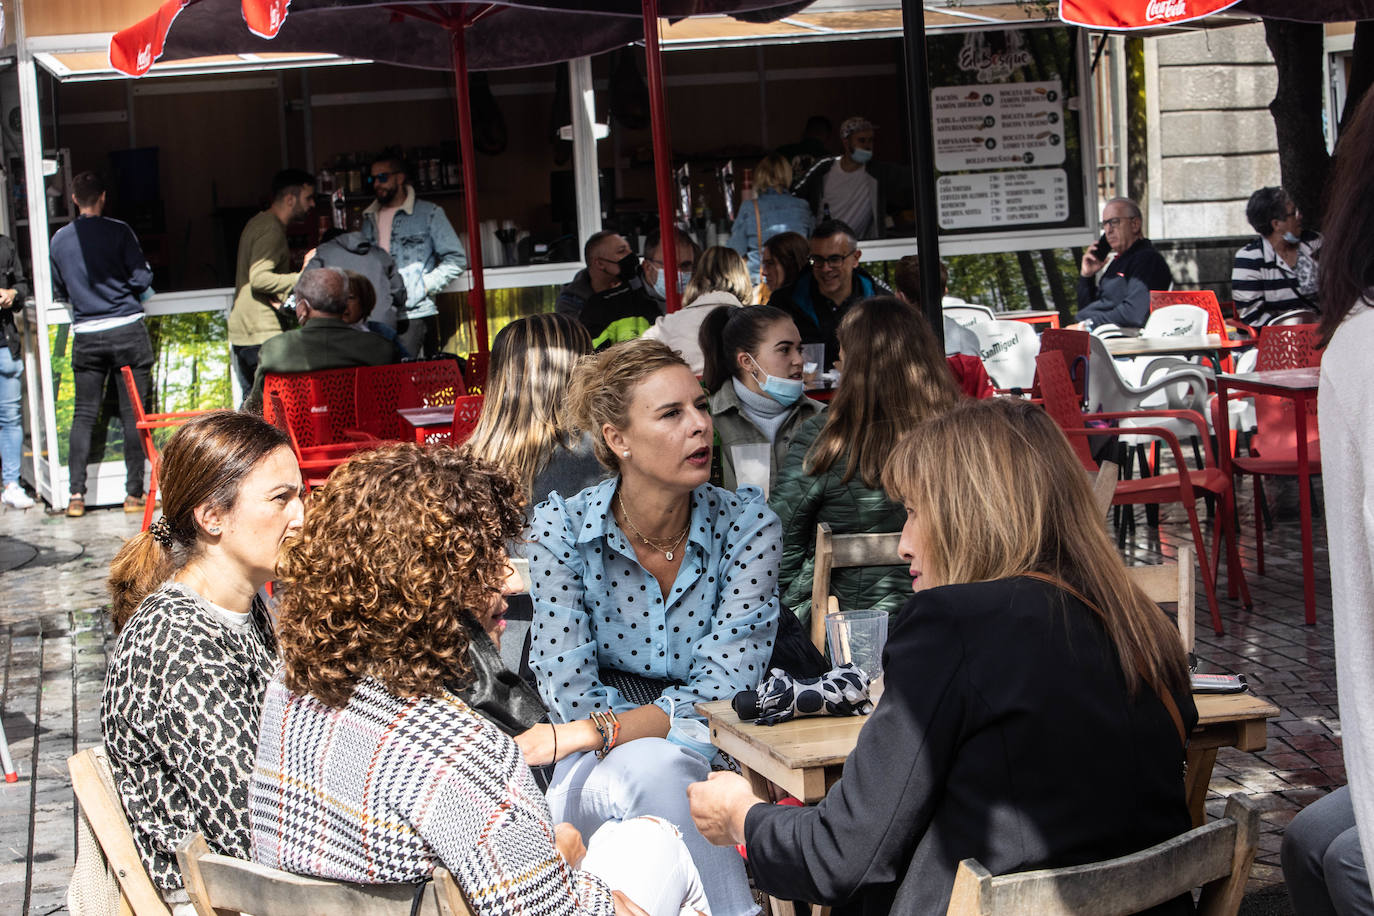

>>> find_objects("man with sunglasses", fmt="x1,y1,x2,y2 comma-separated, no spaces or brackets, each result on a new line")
767,219,890,366
361,156,466,358
1072,197,1173,331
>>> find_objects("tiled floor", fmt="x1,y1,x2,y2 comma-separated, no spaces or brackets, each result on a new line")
0,480,1335,915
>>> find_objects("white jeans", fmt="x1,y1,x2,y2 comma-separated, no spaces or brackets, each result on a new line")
546,739,757,916
582,816,712,916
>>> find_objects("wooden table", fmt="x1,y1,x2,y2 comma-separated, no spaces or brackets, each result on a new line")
1215,366,1321,624
699,690,1279,828
1104,334,1225,359
397,405,454,444
994,308,1061,329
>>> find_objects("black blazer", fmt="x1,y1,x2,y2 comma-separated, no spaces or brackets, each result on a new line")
743,576,1197,916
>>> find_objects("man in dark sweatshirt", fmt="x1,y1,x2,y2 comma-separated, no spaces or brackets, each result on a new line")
50,171,154,518
1073,197,1174,331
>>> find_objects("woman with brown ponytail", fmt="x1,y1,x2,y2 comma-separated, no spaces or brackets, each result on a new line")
102,410,303,914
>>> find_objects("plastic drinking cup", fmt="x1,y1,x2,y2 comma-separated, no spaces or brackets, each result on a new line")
825,609,889,680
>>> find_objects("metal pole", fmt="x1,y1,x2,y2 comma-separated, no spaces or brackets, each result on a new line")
569,56,603,255
900,0,943,342
450,21,489,356
641,0,680,313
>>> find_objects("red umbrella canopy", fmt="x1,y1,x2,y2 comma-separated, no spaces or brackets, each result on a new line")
1060,0,1374,29
110,0,813,76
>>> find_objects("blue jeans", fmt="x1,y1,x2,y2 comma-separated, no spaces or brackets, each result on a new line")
1283,785,1374,915
0,344,22,487
545,738,757,916
68,321,153,497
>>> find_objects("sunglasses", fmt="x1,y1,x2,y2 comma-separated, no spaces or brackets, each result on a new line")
369,171,398,184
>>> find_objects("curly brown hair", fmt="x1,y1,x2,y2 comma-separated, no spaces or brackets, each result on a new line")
274,443,526,707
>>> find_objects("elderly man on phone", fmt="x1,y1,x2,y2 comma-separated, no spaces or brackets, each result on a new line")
1070,197,1173,331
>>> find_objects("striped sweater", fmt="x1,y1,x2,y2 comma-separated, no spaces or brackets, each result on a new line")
250,676,615,916
1231,232,1322,327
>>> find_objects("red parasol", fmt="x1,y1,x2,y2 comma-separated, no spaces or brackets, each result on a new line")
1062,0,1374,29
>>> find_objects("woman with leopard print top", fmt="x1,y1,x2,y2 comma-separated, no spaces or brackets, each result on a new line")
101,411,303,913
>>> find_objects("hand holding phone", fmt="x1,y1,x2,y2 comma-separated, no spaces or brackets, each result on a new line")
1091,234,1111,261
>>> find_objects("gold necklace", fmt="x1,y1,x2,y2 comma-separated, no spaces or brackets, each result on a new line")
617,490,690,561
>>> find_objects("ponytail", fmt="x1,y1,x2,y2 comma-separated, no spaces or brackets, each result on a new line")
697,304,793,393
108,533,178,631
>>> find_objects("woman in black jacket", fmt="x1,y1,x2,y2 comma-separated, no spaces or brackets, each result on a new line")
690,396,1197,916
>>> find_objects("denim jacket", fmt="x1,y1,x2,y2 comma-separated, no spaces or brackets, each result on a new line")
727,189,814,281
361,186,466,320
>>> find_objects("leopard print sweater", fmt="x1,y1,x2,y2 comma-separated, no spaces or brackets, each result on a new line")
100,582,276,890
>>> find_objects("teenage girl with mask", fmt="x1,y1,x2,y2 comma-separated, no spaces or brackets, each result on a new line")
699,304,825,493
769,296,959,625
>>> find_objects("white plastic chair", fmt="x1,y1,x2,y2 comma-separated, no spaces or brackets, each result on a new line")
970,320,1041,390
943,303,997,329
1086,334,1211,464
1141,304,1209,339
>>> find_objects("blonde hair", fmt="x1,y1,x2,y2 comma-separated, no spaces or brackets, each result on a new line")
805,297,959,487
466,314,592,498
566,338,691,472
753,153,793,194
882,397,1190,697
684,246,752,307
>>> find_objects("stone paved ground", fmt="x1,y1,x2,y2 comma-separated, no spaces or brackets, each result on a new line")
0,484,1335,915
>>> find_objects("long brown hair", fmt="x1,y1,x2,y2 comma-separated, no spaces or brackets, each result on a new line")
106,411,292,630
1318,88,1374,347
882,397,1190,697
806,296,959,486
274,445,525,707
465,313,592,497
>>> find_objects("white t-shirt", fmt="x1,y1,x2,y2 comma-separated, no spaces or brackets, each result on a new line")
375,206,400,253
820,161,877,238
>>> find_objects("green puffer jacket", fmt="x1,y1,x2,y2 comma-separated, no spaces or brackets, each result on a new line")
769,413,909,624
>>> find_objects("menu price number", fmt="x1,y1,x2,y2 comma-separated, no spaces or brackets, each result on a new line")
937,169,1070,230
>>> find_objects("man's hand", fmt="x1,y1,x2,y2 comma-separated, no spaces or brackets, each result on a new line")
0,288,17,308
554,822,585,869
1079,249,1104,278
687,771,766,847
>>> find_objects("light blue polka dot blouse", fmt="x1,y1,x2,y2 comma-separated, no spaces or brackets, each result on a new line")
527,477,781,759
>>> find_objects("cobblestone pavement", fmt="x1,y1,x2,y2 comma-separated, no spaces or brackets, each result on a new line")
0,486,1333,915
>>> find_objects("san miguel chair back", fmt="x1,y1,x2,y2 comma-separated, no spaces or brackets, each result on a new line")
176,834,472,916
808,522,903,652
969,320,1041,391
68,746,171,915
1149,290,1226,337
1036,351,1250,636
943,303,997,328
943,794,1259,916
120,365,212,531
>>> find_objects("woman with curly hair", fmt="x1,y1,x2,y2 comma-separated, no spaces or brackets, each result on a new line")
102,411,302,913
251,444,709,916
527,338,781,916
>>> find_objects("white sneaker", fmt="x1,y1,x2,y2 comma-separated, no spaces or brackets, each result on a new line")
2,482,34,510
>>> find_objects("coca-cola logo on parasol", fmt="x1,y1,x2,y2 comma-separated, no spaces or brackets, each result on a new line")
1145,0,1189,21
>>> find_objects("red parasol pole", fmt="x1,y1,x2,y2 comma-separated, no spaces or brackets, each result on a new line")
641,0,680,313
449,9,490,358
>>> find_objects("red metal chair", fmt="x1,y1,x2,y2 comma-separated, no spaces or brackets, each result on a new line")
1037,328,1091,401
261,367,367,449
463,350,489,395
449,394,485,446
1219,323,1322,590
353,360,463,441
1037,350,1251,635
120,365,212,531
265,391,377,491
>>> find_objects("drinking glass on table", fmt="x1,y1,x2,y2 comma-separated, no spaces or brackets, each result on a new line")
825,609,888,698
801,343,825,388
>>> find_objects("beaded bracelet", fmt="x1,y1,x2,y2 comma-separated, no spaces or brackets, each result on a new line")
590,710,621,759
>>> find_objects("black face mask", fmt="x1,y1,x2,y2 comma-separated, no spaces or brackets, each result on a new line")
615,251,640,280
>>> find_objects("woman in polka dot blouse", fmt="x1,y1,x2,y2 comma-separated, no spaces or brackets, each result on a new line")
526,339,781,916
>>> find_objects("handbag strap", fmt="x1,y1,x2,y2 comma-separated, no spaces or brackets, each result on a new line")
1018,571,1188,751
753,198,765,285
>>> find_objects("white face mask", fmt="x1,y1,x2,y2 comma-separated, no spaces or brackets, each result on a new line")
1282,231,1301,245
745,353,804,407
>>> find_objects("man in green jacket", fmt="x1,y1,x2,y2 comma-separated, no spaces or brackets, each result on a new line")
245,267,400,412
229,169,315,395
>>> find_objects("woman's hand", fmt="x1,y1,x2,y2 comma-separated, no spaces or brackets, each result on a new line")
687,771,766,846
612,891,651,916
554,822,585,869
515,724,558,766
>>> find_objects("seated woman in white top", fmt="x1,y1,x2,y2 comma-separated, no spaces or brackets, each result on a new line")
642,246,752,374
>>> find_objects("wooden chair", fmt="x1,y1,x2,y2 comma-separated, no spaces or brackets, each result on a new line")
1124,545,1197,655
120,365,211,531
177,834,472,916
943,793,1259,916
809,522,903,652
1091,460,1119,518
68,746,171,915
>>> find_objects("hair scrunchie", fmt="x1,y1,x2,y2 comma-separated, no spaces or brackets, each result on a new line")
148,517,175,548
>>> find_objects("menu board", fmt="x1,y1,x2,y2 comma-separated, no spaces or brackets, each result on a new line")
926,26,1088,240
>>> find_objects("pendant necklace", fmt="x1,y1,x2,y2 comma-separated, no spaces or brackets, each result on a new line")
617,491,689,561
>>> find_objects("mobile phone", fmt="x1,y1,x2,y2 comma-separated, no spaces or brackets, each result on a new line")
1091,234,1111,260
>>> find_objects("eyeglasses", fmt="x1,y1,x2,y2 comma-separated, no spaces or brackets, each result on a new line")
369,171,397,183
810,250,857,268
1284,209,1299,219
1102,216,1138,229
